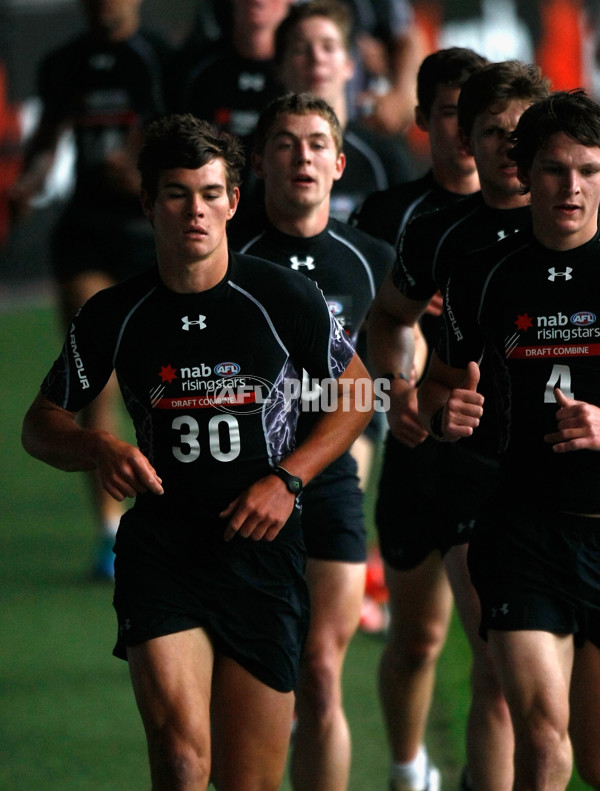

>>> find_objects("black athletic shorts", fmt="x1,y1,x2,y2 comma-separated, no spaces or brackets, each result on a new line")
52,204,155,283
302,451,366,563
469,500,600,648
112,505,310,693
376,434,500,570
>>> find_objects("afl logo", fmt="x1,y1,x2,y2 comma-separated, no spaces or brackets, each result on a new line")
328,300,343,317
215,362,241,376
570,311,596,326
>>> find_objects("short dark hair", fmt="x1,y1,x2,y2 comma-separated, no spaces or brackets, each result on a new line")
274,0,354,66
509,89,600,189
417,47,488,119
253,92,344,156
138,113,245,202
458,60,550,140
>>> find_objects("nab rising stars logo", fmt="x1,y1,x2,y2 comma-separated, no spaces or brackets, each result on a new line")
290,255,315,271
181,314,207,331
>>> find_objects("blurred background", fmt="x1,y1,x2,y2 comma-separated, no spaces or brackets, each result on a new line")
1,0,598,294
0,3,595,789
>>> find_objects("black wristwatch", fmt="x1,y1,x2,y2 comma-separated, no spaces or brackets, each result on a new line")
270,465,303,496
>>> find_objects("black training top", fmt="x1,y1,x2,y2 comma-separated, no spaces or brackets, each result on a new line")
41,252,355,519
235,217,395,345
351,170,478,249
37,29,170,214
438,228,600,512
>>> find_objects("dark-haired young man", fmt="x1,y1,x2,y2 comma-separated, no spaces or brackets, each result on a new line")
21,114,372,791
419,88,600,791
367,59,550,791
351,45,488,791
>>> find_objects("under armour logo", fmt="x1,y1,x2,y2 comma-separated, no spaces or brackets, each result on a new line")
239,72,265,92
491,603,509,617
548,267,573,282
181,314,207,331
290,255,315,271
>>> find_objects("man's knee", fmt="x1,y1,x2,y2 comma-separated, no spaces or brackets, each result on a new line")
148,736,210,790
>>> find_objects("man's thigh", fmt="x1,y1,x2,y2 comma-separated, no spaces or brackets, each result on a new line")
127,627,214,742
210,654,295,790
488,628,573,728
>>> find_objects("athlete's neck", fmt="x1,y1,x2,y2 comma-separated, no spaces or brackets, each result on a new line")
159,250,229,294
231,27,277,60
481,186,530,211
89,14,140,43
432,163,480,196
266,199,330,238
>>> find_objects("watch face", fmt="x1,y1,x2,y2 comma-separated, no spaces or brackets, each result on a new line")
274,466,302,494
288,476,302,494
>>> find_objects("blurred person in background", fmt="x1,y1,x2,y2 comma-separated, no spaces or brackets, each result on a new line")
8,0,171,579
179,0,425,136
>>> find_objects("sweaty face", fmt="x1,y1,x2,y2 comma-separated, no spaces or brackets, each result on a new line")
524,130,600,251
254,112,345,214
466,98,532,208
278,16,354,107
142,160,238,266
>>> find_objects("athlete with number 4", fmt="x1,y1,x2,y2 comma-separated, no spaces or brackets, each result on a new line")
21,114,373,791
418,89,600,791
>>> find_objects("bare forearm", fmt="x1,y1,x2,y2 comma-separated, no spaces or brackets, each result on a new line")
22,394,103,472
367,304,416,377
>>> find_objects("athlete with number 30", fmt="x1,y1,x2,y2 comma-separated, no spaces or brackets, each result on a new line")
21,113,372,791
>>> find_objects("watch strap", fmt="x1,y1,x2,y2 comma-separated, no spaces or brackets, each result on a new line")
271,465,303,495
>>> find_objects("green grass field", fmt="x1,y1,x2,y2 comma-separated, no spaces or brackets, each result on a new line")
0,299,588,790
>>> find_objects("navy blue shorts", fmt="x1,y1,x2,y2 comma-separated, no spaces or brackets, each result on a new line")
376,433,499,570
302,451,366,562
112,505,310,693
469,501,600,648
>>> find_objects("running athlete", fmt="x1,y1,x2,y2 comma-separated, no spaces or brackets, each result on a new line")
418,88,600,791
366,59,550,791
21,114,373,791
232,92,395,791
9,0,172,579
351,46,487,791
